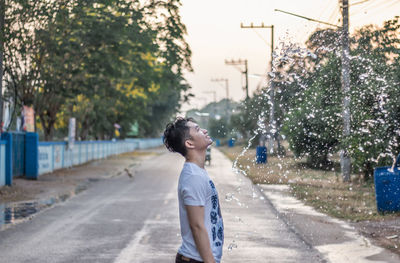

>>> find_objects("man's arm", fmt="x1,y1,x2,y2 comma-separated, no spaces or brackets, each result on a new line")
186,205,215,263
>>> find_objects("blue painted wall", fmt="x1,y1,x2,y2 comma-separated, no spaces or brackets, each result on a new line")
0,141,6,186
0,135,162,185
38,138,162,175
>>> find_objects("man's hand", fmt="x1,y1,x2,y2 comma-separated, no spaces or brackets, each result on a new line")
186,205,216,263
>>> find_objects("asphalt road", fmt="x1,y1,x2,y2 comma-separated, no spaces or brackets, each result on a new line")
0,148,325,263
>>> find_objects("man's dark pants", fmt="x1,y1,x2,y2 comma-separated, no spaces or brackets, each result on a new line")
175,253,204,263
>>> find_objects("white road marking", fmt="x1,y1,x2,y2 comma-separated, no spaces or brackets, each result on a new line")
113,220,151,263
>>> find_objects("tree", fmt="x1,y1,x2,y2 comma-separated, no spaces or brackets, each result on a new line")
4,0,193,140
347,16,400,178
3,0,60,132
208,117,229,139
229,93,267,141
283,54,342,165
282,16,400,175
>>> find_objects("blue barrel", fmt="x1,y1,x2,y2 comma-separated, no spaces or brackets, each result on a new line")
374,155,400,213
215,139,220,147
228,138,235,147
256,146,267,164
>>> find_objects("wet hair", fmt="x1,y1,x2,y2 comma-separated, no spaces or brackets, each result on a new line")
163,117,194,157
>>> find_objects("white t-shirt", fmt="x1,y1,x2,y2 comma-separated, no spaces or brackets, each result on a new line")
177,162,224,262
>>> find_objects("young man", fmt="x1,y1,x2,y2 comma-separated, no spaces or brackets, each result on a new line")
163,117,224,263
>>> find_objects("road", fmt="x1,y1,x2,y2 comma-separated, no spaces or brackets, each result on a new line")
0,147,373,263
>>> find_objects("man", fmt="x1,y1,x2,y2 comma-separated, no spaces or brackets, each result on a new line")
163,117,224,263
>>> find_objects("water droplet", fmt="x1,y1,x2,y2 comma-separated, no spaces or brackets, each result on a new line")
225,193,233,202
228,241,238,251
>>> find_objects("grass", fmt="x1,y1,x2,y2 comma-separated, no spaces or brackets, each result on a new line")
219,144,400,222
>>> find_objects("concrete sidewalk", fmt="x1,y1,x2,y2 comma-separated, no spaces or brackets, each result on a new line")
210,147,400,262
209,148,324,262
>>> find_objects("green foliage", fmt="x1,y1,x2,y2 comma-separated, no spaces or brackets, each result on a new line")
229,93,268,140
208,117,229,139
3,0,192,140
283,54,342,165
347,16,400,177
186,99,240,140
235,16,400,177
283,16,400,174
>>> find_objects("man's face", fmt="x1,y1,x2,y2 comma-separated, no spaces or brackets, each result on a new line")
186,121,213,150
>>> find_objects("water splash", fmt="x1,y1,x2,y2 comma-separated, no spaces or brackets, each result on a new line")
227,240,238,251
231,39,316,179
232,133,258,177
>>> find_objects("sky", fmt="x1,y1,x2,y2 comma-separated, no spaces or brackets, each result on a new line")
179,0,400,112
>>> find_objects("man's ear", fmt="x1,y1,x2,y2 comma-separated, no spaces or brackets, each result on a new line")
185,139,195,150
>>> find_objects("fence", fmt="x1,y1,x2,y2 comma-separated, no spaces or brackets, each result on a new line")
0,136,163,185
38,138,162,175
0,141,6,186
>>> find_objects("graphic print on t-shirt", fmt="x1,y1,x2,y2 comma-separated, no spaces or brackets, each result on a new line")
209,180,224,247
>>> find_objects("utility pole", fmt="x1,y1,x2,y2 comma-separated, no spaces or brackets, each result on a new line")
211,78,230,118
341,0,351,182
240,23,274,69
225,59,249,100
204,91,217,118
195,97,210,130
197,97,208,109
211,78,229,100
241,22,275,153
0,0,5,133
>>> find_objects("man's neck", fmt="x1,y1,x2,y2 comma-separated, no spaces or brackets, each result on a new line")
186,150,206,169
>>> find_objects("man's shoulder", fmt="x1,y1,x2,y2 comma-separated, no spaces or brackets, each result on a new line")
180,162,207,176
180,163,194,178
179,163,208,186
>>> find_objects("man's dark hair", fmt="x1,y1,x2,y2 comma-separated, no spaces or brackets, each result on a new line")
163,117,194,157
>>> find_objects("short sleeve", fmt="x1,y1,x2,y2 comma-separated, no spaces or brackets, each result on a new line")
181,174,208,206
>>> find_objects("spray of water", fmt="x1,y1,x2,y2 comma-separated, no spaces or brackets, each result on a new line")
227,26,400,250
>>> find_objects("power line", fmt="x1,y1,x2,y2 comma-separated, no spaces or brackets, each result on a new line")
354,0,399,14
351,0,370,6
275,9,341,28
327,2,341,25
251,28,271,47
211,78,230,118
210,78,229,100
317,0,338,27
350,0,400,22
224,59,249,100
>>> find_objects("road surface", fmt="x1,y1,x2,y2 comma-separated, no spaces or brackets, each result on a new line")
2,148,393,262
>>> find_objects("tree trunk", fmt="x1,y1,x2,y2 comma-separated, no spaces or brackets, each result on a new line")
40,112,56,141
363,162,373,181
307,154,329,168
